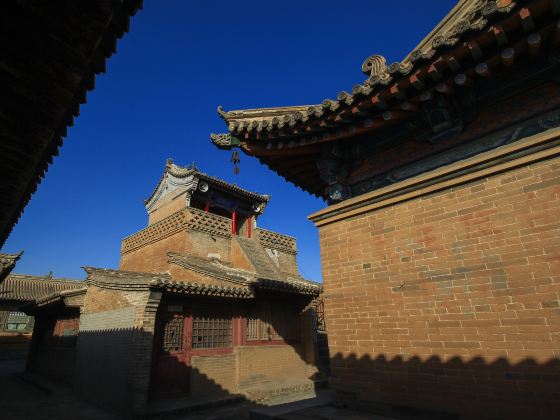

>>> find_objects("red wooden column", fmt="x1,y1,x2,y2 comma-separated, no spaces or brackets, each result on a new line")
247,216,252,238
232,210,237,235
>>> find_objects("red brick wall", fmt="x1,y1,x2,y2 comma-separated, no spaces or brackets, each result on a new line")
318,156,560,418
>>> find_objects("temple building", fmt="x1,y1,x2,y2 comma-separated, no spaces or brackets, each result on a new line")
0,274,83,361
211,0,560,418
23,160,323,416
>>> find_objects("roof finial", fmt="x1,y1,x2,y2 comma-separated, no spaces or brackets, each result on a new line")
166,157,174,167
361,55,390,81
217,105,227,119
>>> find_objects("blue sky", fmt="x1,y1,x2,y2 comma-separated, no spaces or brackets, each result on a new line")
5,0,455,281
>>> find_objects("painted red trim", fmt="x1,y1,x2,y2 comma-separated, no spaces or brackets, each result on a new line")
232,210,237,235
247,216,252,238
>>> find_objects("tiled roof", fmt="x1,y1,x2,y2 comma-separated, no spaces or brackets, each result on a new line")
1,0,144,247
144,159,270,206
213,0,518,136
149,278,254,299
209,0,555,199
167,253,252,285
0,274,84,303
33,288,87,309
0,252,23,283
168,250,322,296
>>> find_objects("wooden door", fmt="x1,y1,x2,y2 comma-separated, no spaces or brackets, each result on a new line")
151,307,192,398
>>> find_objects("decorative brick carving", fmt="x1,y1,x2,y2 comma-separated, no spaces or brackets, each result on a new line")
256,228,296,254
186,207,231,238
122,209,188,254
122,207,232,254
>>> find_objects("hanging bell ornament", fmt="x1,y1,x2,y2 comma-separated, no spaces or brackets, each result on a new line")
230,150,240,175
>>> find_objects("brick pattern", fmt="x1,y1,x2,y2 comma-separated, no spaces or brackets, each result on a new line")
320,156,560,417
237,344,316,386
122,207,232,254
191,353,237,395
256,228,297,254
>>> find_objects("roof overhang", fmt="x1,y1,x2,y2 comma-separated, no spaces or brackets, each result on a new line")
210,0,559,200
0,0,144,247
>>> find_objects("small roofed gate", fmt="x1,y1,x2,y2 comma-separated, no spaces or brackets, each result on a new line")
150,302,236,398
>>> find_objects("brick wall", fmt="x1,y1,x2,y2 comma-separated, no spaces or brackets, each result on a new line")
148,190,187,225
237,344,315,387
73,306,137,414
27,312,80,385
75,286,162,415
120,229,233,272
190,353,237,396
315,152,560,418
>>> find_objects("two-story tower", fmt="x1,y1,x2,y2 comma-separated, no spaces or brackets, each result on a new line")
120,159,301,279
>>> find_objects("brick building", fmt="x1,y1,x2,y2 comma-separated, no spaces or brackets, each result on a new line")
0,274,83,361
211,0,560,418
24,161,322,416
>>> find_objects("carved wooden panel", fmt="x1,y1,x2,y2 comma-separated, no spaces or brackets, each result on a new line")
163,315,184,352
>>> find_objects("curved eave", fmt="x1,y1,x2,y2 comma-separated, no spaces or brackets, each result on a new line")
0,0,144,247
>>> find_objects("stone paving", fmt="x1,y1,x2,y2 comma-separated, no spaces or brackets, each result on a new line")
0,360,413,420
0,360,117,420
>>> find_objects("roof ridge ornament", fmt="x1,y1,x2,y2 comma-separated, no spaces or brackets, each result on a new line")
361,55,390,82
217,105,227,119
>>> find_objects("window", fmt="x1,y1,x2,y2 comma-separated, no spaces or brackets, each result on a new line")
192,315,232,349
163,315,184,352
4,311,33,332
246,304,298,342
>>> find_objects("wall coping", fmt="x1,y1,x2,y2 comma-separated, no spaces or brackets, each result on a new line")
309,126,560,227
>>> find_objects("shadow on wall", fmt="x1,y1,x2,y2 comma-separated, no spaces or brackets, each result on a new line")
26,322,324,418
330,352,560,419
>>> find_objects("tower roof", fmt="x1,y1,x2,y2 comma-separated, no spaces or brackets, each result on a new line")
144,159,270,214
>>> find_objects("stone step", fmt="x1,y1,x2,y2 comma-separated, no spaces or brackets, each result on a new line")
250,390,335,420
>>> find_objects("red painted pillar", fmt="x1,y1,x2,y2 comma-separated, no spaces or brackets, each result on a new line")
205,197,210,212
247,216,252,239
232,210,237,235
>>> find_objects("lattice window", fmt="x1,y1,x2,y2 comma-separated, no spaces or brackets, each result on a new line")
246,316,259,341
163,316,184,352
192,315,232,349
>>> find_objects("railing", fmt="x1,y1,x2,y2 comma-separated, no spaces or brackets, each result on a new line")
121,207,232,254
255,228,297,254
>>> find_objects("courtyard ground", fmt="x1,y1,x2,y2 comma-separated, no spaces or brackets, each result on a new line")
0,359,411,419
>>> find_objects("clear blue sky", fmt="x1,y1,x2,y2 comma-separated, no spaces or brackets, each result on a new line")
5,1,455,281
